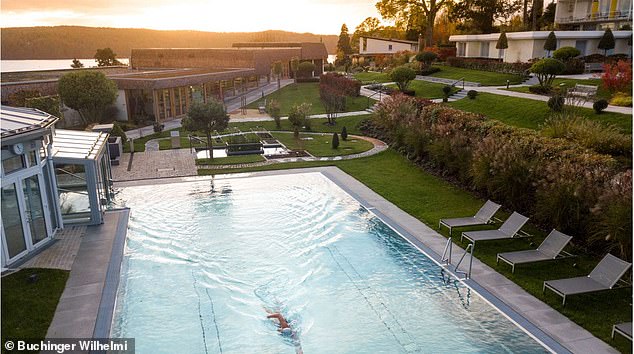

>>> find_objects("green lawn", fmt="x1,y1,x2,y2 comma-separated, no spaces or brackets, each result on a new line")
198,149,632,353
272,132,374,157
246,82,374,116
196,154,265,165
228,114,372,136
449,92,632,133
1,268,69,343
353,71,391,84
158,137,209,150
506,78,616,101
389,81,460,99
429,65,524,86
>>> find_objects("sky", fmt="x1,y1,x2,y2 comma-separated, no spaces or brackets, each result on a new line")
1,0,384,35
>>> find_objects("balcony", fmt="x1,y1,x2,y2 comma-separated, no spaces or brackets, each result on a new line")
556,10,633,24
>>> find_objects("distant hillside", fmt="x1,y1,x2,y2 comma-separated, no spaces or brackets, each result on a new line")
0,26,338,59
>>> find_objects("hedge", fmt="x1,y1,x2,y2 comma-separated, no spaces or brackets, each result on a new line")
446,57,532,75
371,94,631,258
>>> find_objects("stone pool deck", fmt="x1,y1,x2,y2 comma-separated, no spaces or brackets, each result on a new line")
46,209,129,339
129,167,617,354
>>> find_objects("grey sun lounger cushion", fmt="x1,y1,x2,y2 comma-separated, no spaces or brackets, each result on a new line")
497,230,572,271
440,200,501,229
613,322,632,340
544,253,632,305
461,212,529,243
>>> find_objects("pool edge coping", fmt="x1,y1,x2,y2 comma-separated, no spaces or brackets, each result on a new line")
112,167,617,354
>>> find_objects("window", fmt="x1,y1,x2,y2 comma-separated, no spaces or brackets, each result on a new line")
457,43,466,57
363,38,367,52
388,44,393,51
480,42,490,57
575,40,587,56
27,150,38,167
2,155,24,175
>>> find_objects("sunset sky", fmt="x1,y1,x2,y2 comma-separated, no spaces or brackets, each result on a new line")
1,0,384,34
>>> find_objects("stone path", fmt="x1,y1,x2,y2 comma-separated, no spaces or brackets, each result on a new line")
21,226,86,271
113,149,198,181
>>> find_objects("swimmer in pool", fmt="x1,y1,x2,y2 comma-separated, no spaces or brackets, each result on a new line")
266,311,303,354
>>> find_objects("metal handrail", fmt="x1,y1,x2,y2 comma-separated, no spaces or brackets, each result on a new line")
450,77,465,90
441,237,453,265
454,243,474,279
55,168,86,182
367,88,383,109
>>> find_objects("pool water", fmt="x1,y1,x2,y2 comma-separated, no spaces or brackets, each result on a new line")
111,173,547,353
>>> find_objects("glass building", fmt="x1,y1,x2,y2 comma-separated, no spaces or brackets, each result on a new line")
1,106,112,268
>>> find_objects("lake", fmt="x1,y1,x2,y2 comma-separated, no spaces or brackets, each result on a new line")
1,58,130,73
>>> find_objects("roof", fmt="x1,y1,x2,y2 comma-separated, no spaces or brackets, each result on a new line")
449,30,633,42
0,105,59,139
361,36,419,45
52,129,109,160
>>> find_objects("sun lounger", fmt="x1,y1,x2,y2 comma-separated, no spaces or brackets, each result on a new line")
543,253,632,305
460,212,529,245
439,200,501,236
497,229,573,273
612,322,632,341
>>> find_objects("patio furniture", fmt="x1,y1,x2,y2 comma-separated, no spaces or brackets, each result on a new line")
543,253,632,305
439,200,501,236
569,83,598,97
612,322,632,341
461,212,530,245
497,229,573,273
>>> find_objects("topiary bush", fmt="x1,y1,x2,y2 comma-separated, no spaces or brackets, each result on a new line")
332,132,340,149
593,99,609,114
341,126,348,141
110,122,127,142
467,90,478,99
390,66,417,91
547,95,565,112
552,46,581,61
530,58,565,90
415,51,438,70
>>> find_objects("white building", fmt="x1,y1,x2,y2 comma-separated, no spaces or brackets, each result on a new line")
358,36,419,56
449,30,632,62
555,0,632,30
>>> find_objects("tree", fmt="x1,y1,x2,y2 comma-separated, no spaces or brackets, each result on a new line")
552,46,580,61
298,61,316,78
390,66,417,91
539,2,556,29
530,58,565,90
71,58,84,69
376,0,451,47
266,99,282,128
415,51,438,70
290,57,300,82
332,133,340,149
320,85,346,125
288,103,312,138
543,31,557,57
449,0,521,34
25,95,63,120
341,126,348,141
337,24,353,55
598,28,615,56
94,48,122,67
531,0,543,30
58,71,118,125
496,32,508,50
182,100,229,160
271,61,283,91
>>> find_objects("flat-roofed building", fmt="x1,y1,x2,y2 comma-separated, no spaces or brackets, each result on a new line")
555,0,632,30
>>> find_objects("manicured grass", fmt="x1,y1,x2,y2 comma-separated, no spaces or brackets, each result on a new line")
353,71,391,84
429,65,524,86
246,82,373,116
506,78,616,101
198,149,632,353
123,131,171,153
2,268,70,342
228,114,372,136
448,92,632,133
388,81,460,99
158,137,208,150
272,132,374,157
196,154,265,165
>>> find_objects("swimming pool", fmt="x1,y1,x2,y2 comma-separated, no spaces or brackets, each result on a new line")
111,172,547,353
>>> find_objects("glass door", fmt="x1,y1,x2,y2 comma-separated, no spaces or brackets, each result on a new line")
22,174,49,245
1,183,28,260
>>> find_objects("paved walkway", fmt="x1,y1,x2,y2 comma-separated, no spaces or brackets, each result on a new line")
21,226,86,270
112,149,198,181
47,210,129,339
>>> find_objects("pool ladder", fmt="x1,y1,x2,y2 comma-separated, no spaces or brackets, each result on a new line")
441,237,474,279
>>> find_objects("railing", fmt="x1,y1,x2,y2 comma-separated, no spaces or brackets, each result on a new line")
450,77,465,90
441,237,474,279
367,87,384,109
556,10,632,23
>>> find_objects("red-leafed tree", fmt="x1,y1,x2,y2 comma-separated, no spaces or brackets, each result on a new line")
319,73,361,125
601,60,632,94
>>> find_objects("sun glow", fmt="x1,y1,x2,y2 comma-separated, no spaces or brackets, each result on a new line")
1,0,379,34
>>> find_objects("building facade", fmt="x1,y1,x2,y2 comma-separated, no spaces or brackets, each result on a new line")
358,36,419,56
555,0,632,30
450,30,632,62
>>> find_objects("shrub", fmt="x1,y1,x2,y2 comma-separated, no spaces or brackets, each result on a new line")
547,95,565,112
341,126,348,141
415,51,438,69
24,95,62,119
446,56,531,75
153,122,164,133
390,66,417,91
332,132,340,149
593,99,609,114
467,90,478,99
110,122,127,142
562,58,586,75
552,46,581,61
288,103,311,137
266,99,282,128
609,92,633,106
601,60,632,94
530,58,565,90
419,67,441,75
298,61,316,78
442,85,453,96
528,84,551,95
